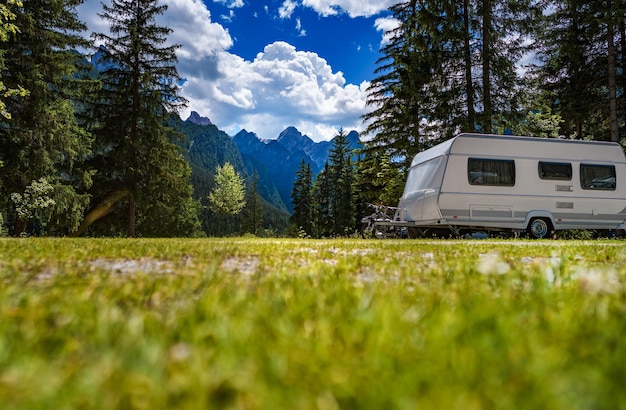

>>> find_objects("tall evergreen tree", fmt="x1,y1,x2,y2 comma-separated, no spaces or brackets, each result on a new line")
327,128,355,235
0,0,94,236
532,0,623,141
309,129,357,237
362,0,437,167
0,0,26,120
312,163,332,238
290,159,313,236
476,0,542,133
363,0,541,155
87,0,199,236
242,172,263,235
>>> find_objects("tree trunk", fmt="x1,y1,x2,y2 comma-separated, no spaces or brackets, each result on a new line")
482,0,493,134
464,0,476,132
127,193,136,237
607,11,619,142
620,20,626,129
69,189,130,237
12,217,26,237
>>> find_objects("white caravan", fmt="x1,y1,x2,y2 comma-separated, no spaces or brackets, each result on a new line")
394,133,626,238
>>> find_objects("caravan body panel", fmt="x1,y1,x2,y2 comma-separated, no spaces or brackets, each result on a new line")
397,134,626,234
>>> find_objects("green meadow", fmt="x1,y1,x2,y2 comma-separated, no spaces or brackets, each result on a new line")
1,238,625,409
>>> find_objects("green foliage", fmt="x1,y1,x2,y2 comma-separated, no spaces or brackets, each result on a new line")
363,0,542,160
1,238,625,408
530,0,626,141
0,0,94,236
512,109,564,139
0,0,26,120
308,128,357,238
88,0,197,237
312,163,332,237
326,128,356,235
308,129,358,238
362,0,438,164
241,173,264,235
290,159,313,236
170,118,253,236
10,177,56,220
209,163,246,216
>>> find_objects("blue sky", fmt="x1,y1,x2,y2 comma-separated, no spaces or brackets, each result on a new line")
77,0,398,141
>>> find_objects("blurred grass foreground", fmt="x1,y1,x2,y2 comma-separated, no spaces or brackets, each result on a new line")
1,237,625,409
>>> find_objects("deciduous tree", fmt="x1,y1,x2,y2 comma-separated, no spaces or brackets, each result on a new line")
209,163,246,217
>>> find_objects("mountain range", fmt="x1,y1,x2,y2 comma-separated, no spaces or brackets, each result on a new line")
179,111,362,217
90,48,363,231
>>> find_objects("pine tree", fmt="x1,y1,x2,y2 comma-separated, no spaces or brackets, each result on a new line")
476,0,542,133
242,172,263,235
362,0,436,167
87,0,198,236
327,128,355,235
290,159,313,236
0,0,27,120
312,163,332,238
532,0,618,140
363,0,541,155
0,0,94,236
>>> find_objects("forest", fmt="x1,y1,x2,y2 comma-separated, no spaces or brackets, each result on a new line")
1,0,626,237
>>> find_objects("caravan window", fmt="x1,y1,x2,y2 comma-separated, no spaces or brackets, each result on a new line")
468,158,515,186
580,164,616,190
539,162,572,180
403,156,446,195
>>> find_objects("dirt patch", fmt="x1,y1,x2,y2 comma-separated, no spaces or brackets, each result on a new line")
220,256,260,277
90,257,175,276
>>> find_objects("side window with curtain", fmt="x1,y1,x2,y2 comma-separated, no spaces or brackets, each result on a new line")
468,158,515,186
538,162,572,180
580,164,616,190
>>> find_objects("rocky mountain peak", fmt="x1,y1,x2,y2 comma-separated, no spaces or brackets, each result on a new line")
277,127,315,153
186,111,212,126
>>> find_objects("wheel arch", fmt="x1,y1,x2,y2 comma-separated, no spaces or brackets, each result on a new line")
523,211,556,231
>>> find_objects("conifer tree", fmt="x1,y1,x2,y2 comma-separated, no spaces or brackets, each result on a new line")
0,0,26,120
327,128,355,235
242,172,263,235
476,0,542,133
0,0,94,236
535,0,626,142
362,0,436,167
363,0,541,157
87,0,199,236
290,159,313,236
312,163,332,238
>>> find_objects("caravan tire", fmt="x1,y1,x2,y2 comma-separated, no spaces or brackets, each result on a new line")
527,218,552,239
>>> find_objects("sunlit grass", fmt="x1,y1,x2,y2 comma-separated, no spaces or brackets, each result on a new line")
1,238,625,409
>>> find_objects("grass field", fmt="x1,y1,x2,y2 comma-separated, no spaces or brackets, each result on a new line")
1,237,625,409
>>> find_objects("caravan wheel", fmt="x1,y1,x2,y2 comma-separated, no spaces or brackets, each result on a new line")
527,218,552,239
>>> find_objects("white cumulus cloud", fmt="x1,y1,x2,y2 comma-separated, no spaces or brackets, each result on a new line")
302,0,395,17
374,16,399,45
76,0,370,141
279,0,298,19
181,41,369,141
213,0,244,8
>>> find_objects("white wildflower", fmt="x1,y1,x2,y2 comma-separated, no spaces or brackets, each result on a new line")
573,268,621,295
476,253,510,275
